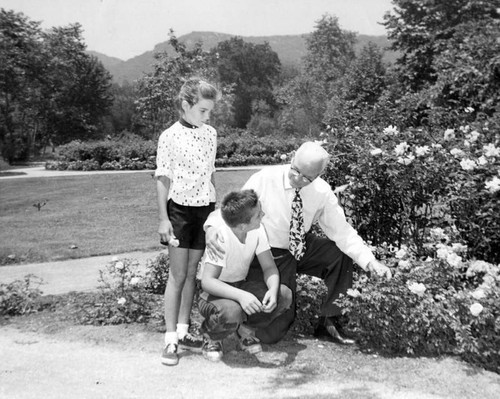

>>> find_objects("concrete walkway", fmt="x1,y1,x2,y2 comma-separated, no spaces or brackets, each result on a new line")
0,250,162,295
0,164,267,179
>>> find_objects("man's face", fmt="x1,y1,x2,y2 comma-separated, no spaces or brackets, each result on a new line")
288,156,323,189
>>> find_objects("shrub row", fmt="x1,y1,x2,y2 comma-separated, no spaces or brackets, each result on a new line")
45,132,308,171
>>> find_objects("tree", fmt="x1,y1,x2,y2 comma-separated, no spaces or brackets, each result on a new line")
134,31,219,138
39,24,113,145
212,37,281,128
324,42,388,129
383,0,500,127
107,82,138,134
0,9,43,161
0,10,113,161
277,14,357,135
303,14,356,88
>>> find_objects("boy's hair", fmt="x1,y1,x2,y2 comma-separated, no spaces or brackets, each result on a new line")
221,189,259,228
177,77,220,111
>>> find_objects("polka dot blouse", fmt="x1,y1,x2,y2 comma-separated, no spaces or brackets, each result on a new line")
155,121,217,206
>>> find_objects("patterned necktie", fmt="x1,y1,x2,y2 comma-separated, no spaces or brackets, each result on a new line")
289,188,306,261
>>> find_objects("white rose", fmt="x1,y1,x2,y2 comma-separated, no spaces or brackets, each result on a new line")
485,176,500,193
477,155,488,165
169,237,180,247
117,297,127,306
450,148,465,157
383,125,399,135
394,141,409,156
471,289,486,300
370,148,383,156
415,145,430,157
446,252,462,268
346,288,361,298
397,155,415,165
483,143,500,157
408,282,426,296
443,129,455,140
130,277,140,286
470,303,483,317
460,159,476,171
115,261,125,270
395,248,407,259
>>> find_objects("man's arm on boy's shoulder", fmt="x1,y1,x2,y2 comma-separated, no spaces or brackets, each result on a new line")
256,249,280,313
201,263,263,315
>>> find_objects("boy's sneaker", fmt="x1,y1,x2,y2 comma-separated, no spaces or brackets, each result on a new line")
239,336,262,355
202,339,223,362
161,343,179,366
179,333,204,351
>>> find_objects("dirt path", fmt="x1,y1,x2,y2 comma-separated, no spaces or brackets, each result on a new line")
1,319,499,399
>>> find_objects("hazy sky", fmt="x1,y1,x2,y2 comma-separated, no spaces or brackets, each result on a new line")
1,0,395,60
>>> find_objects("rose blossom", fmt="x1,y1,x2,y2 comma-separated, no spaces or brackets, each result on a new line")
115,261,125,270
408,282,427,296
394,142,409,156
415,145,430,157
471,289,486,300
483,143,500,157
346,288,361,298
460,159,476,171
485,176,500,193
117,297,127,306
383,125,399,135
470,303,483,316
444,129,455,140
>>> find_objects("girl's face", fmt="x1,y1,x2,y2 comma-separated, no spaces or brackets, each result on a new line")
182,98,215,127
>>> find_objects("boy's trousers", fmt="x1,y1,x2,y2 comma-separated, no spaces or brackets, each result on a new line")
198,280,292,341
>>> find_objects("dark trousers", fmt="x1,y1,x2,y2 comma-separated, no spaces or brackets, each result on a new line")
198,280,292,341
247,233,354,344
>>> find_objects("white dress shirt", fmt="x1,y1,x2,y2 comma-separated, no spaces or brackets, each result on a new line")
242,164,376,269
155,121,216,206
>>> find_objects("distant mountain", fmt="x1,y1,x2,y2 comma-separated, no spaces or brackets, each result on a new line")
89,31,397,85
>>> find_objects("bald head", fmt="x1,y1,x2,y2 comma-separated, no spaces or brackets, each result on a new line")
294,141,330,175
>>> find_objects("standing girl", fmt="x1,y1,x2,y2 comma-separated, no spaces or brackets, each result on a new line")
155,77,220,366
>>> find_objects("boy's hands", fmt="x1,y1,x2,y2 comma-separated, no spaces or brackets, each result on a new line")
238,292,263,315
261,290,278,313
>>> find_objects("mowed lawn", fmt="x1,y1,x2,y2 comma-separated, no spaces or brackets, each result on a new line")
0,169,257,265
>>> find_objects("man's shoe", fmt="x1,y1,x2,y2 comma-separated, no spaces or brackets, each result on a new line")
179,333,204,351
314,317,356,345
161,343,179,366
239,336,263,354
202,339,223,362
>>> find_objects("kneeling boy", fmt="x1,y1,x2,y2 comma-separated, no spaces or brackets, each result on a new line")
198,189,292,361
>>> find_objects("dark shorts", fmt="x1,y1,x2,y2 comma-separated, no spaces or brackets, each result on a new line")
167,199,215,250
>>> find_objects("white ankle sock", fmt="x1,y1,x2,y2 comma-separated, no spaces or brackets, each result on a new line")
164,331,178,346
176,323,189,340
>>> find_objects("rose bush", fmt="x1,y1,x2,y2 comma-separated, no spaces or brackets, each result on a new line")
335,227,499,373
322,118,499,263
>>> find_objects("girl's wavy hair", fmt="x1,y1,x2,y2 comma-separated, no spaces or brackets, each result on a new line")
176,77,220,112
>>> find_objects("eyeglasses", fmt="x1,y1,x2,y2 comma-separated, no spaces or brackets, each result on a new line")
290,165,316,184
